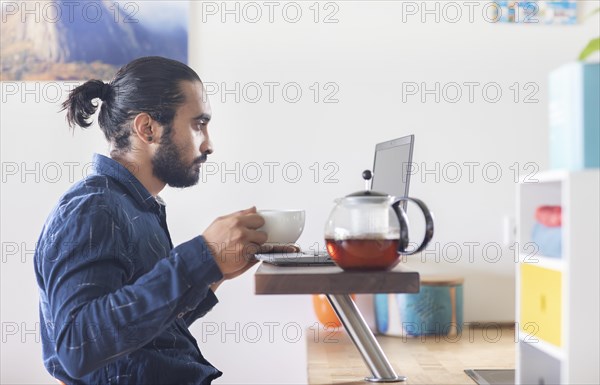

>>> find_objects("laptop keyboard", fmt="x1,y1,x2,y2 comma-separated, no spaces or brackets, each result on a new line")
302,250,333,261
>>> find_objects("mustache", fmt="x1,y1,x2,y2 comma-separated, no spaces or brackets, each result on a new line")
194,154,208,164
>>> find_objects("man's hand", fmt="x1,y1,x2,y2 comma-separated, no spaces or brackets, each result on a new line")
203,206,267,277
203,207,301,291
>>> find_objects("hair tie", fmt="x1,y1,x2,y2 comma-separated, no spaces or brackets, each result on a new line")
100,83,112,101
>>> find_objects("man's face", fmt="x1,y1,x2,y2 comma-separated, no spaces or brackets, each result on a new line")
152,81,213,188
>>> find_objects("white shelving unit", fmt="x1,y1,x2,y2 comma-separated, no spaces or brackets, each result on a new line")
516,170,599,384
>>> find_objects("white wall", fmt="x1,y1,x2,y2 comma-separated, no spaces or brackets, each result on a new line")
2,1,599,384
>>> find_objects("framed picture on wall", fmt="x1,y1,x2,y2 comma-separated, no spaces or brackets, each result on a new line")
494,1,578,25
0,1,189,81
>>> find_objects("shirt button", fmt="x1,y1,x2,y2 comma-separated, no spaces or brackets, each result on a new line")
178,312,185,318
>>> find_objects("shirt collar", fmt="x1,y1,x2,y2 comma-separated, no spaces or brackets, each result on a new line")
91,153,162,211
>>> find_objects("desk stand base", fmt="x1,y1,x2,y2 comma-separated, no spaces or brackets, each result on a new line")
365,375,407,383
326,294,407,383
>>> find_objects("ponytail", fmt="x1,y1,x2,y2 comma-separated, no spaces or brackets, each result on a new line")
61,80,113,129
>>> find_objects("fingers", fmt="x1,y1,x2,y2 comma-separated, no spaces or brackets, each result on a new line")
258,244,274,254
233,209,267,245
244,229,268,246
221,206,257,219
238,213,265,230
258,243,300,254
224,207,264,229
238,206,257,215
273,244,301,253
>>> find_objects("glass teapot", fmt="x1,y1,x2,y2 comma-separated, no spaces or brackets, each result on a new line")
324,170,434,270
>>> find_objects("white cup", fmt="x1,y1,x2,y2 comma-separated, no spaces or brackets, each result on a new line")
257,209,305,245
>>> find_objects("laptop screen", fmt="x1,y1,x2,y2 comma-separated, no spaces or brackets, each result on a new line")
371,135,414,198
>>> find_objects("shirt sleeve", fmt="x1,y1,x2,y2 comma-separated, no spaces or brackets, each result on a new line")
36,202,223,379
182,288,219,328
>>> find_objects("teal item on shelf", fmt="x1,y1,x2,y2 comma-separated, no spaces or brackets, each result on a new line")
549,62,600,170
375,277,464,337
374,294,390,333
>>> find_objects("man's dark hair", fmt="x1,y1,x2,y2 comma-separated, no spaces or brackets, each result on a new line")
61,56,202,151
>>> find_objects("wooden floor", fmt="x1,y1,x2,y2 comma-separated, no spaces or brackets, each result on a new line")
307,326,515,384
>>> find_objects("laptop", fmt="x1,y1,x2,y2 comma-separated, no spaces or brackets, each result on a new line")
256,135,415,266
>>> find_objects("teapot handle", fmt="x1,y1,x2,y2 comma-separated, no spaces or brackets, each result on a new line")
392,197,434,255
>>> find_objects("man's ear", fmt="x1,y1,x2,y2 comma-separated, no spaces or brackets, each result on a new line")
132,113,163,144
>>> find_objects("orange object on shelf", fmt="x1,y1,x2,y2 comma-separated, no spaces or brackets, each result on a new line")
312,294,355,328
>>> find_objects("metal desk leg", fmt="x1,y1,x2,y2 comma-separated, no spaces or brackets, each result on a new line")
326,294,406,383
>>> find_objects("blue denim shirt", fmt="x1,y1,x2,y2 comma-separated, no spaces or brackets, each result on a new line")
34,154,224,384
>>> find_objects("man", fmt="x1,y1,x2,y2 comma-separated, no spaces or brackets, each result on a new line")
34,56,285,384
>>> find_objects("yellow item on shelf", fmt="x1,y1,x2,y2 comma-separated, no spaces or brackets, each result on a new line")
520,264,562,347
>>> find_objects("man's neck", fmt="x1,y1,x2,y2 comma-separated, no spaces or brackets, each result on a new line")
110,152,166,197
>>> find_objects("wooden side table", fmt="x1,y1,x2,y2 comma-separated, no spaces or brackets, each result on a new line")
255,263,420,382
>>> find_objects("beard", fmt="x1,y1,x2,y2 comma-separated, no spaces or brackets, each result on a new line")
152,129,205,188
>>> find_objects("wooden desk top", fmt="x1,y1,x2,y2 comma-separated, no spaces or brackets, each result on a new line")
254,262,419,295
307,325,516,384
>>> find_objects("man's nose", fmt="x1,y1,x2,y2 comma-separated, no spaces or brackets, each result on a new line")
200,135,214,155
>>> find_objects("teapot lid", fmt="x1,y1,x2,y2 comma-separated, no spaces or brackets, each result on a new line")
344,170,391,201
346,190,388,198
